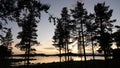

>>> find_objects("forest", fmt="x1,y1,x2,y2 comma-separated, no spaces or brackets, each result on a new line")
0,0,120,68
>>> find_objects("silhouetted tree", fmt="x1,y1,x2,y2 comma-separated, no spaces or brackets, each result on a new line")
52,18,64,63
2,28,13,46
94,2,116,61
0,28,13,56
60,7,74,61
113,26,120,48
0,1,16,67
0,0,16,48
15,0,49,68
0,0,16,28
112,26,120,60
70,1,88,61
85,14,97,60
0,28,13,68
49,7,75,62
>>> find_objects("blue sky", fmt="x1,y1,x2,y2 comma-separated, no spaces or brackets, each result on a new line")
39,0,120,41
6,0,120,54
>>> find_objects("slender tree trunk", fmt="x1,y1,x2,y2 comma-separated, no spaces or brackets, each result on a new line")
80,46,83,61
91,41,95,60
100,18,107,68
81,22,86,61
91,33,95,60
100,18,107,61
65,45,67,62
67,43,69,61
104,49,107,60
59,45,62,68
24,48,27,68
27,41,30,68
78,31,83,61
59,45,62,63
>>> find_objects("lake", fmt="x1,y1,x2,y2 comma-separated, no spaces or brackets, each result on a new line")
11,56,105,66
31,56,104,64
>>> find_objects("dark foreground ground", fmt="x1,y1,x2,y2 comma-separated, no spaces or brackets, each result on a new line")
0,60,120,68
12,60,120,68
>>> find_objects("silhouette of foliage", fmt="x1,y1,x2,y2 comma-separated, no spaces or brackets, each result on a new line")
0,28,13,57
94,2,116,61
14,0,49,67
52,18,64,62
0,0,16,67
70,1,88,61
0,0,17,28
113,49,120,60
0,28,13,68
15,0,49,51
50,7,74,62
0,45,11,58
85,13,97,60
113,26,120,48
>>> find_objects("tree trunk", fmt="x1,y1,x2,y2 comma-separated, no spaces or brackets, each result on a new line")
65,45,67,62
100,18,108,68
67,43,69,61
27,41,30,68
24,48,27,68
91,33,95,60
78,30,83,61
81,21,86,62
59,45,62,63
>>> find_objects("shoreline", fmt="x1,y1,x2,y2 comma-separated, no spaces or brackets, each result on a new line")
14,59,120,68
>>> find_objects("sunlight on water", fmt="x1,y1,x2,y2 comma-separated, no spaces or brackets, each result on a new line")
12,56,104,66
30,56,104,64
31,56,60,64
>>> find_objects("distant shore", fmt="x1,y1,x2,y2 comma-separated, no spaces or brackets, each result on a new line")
12,53,113,57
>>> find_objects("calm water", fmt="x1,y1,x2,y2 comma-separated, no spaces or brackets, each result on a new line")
11,56,104,66
31,56,104,64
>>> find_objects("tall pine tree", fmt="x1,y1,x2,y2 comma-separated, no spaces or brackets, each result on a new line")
15,0,49,67
94,2,116,60
71,1,88,61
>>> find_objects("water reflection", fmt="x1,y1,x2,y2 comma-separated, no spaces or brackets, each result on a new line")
31,56,81,64
12,56,104,66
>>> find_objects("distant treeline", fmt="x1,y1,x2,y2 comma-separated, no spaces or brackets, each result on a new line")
12,53,112,57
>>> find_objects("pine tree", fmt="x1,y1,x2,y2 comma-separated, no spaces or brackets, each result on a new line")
113,26,120,48
15,0,49,68
70,1,88,61
52,18,64,62
0,28,13,68
49,7,74,62
85,14,97,60
94,2,116,61
0,0,16,28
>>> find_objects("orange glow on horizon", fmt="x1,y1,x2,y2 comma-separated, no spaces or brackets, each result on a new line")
11,40,118,55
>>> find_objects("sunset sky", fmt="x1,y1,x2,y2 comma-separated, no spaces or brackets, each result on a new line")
6,0,120,54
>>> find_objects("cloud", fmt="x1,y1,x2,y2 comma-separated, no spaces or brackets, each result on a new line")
40,40,53,46
44,47,55,50
32,40,58,54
